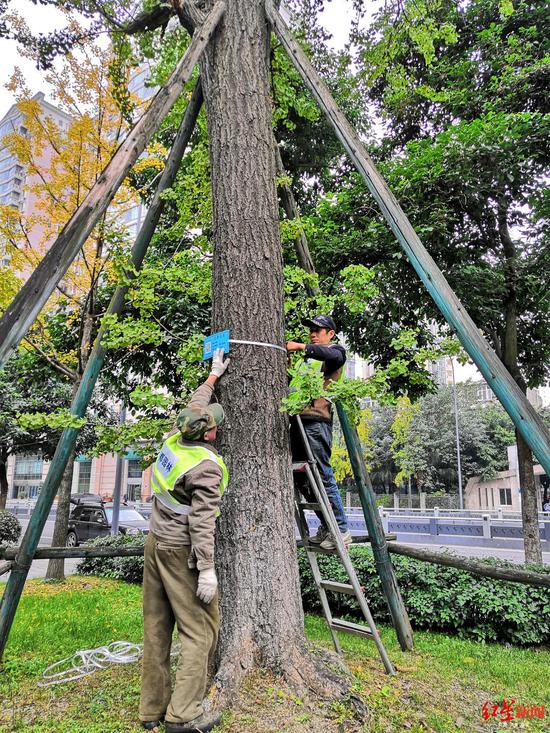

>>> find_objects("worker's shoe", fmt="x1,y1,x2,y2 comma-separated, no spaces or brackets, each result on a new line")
320,530,352,550
165,712,222,732
308,525,329,545
141,720,163,731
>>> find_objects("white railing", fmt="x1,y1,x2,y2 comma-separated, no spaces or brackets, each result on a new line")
375,506,550,520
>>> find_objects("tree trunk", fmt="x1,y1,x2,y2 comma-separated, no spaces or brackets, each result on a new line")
46,377,81,580
498,197,542,564
47,239,98,581
516,431,541,564
183,0,358,711
45,448,76,580
0,449,9,510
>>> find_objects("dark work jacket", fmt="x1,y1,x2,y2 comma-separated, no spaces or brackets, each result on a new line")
299,343,346,424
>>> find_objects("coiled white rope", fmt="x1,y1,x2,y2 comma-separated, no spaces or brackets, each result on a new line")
39,641,180,687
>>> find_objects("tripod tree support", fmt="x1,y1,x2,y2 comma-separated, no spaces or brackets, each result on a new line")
0,1,225,369
266,0,550,476
336,401,415,652
0,82,204,662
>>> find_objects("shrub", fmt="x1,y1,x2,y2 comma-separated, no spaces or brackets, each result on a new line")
298,546,550,646
76,534,550,647
76,533,145,584
375,494,393,508
0,510,22,544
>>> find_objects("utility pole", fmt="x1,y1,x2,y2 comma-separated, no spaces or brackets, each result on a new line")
450,358,464,510
110,406,127,535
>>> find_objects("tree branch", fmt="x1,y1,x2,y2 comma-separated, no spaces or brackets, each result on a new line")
123,3,179,34
173,1,201,34
23,339,77,381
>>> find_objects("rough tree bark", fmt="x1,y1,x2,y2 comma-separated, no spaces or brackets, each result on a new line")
45,449,76,580
176,0,361,713
498,197,542,565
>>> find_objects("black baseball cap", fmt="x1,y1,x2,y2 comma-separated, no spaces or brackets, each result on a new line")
301,314,337,331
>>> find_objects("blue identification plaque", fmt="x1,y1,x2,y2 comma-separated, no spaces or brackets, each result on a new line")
203,330,230,360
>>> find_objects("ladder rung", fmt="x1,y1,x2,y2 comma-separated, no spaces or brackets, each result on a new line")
299,502,321,511
319,580,355,595
331,618,374,639
296,535,397,551
303,544,338,555
345,534,398,543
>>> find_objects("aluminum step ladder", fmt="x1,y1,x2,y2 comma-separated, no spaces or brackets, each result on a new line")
293,415,395,675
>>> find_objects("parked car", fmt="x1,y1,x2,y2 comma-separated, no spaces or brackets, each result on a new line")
66,496,149,546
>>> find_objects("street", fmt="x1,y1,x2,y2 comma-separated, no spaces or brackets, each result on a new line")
3,518,79,581
403,542,550,565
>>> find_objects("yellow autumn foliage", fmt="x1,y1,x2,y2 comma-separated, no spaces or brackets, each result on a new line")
332,408,374,483
0,17,163,373
390,396,419,487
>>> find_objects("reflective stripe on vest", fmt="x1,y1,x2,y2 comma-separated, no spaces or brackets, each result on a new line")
151,433,228,514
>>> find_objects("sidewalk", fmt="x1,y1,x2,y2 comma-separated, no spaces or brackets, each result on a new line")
2,558,80,582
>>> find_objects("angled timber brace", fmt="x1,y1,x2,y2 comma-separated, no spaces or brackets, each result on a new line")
0,1,225,369
0,81,204,662
274,140,414,650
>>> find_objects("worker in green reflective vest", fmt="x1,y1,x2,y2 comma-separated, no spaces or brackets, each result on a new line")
287,315,351,550
140,349,229,733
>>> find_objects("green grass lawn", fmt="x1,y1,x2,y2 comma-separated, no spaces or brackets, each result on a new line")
0,577,548,732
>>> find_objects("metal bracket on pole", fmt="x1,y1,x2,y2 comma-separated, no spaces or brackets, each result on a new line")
265,0,550,475
0,81,204,662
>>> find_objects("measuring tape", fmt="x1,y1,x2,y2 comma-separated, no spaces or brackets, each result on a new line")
229,339,287,354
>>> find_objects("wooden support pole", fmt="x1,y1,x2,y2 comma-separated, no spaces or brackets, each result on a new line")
387,542,550,588
0,545,145,560
0,83,203,662
266,0,550,476
0,1,225,369
274,139,319,295
0,537,389,561
2,539,548,588
336,401,415,651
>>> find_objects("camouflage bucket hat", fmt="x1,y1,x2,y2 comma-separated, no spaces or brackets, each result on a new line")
177,403,225,440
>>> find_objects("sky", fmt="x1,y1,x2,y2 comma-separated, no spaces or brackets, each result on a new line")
0,1,356,113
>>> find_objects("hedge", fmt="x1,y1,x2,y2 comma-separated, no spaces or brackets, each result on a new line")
76,533,145,583
298,547,550,646
76,536,550,646
0,510,22,545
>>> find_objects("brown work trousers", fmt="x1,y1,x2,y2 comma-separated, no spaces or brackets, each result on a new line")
139,533,219,724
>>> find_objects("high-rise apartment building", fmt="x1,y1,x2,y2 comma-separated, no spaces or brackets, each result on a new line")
0,93,72,259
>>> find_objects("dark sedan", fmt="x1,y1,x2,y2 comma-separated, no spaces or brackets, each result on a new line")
66,502,149,546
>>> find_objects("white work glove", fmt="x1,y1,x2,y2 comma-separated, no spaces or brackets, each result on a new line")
210,348,230,378
196,567,218,604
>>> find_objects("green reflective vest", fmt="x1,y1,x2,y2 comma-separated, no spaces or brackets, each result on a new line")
151,433,228,514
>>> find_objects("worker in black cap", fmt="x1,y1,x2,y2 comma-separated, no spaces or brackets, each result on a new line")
287,315,351,549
